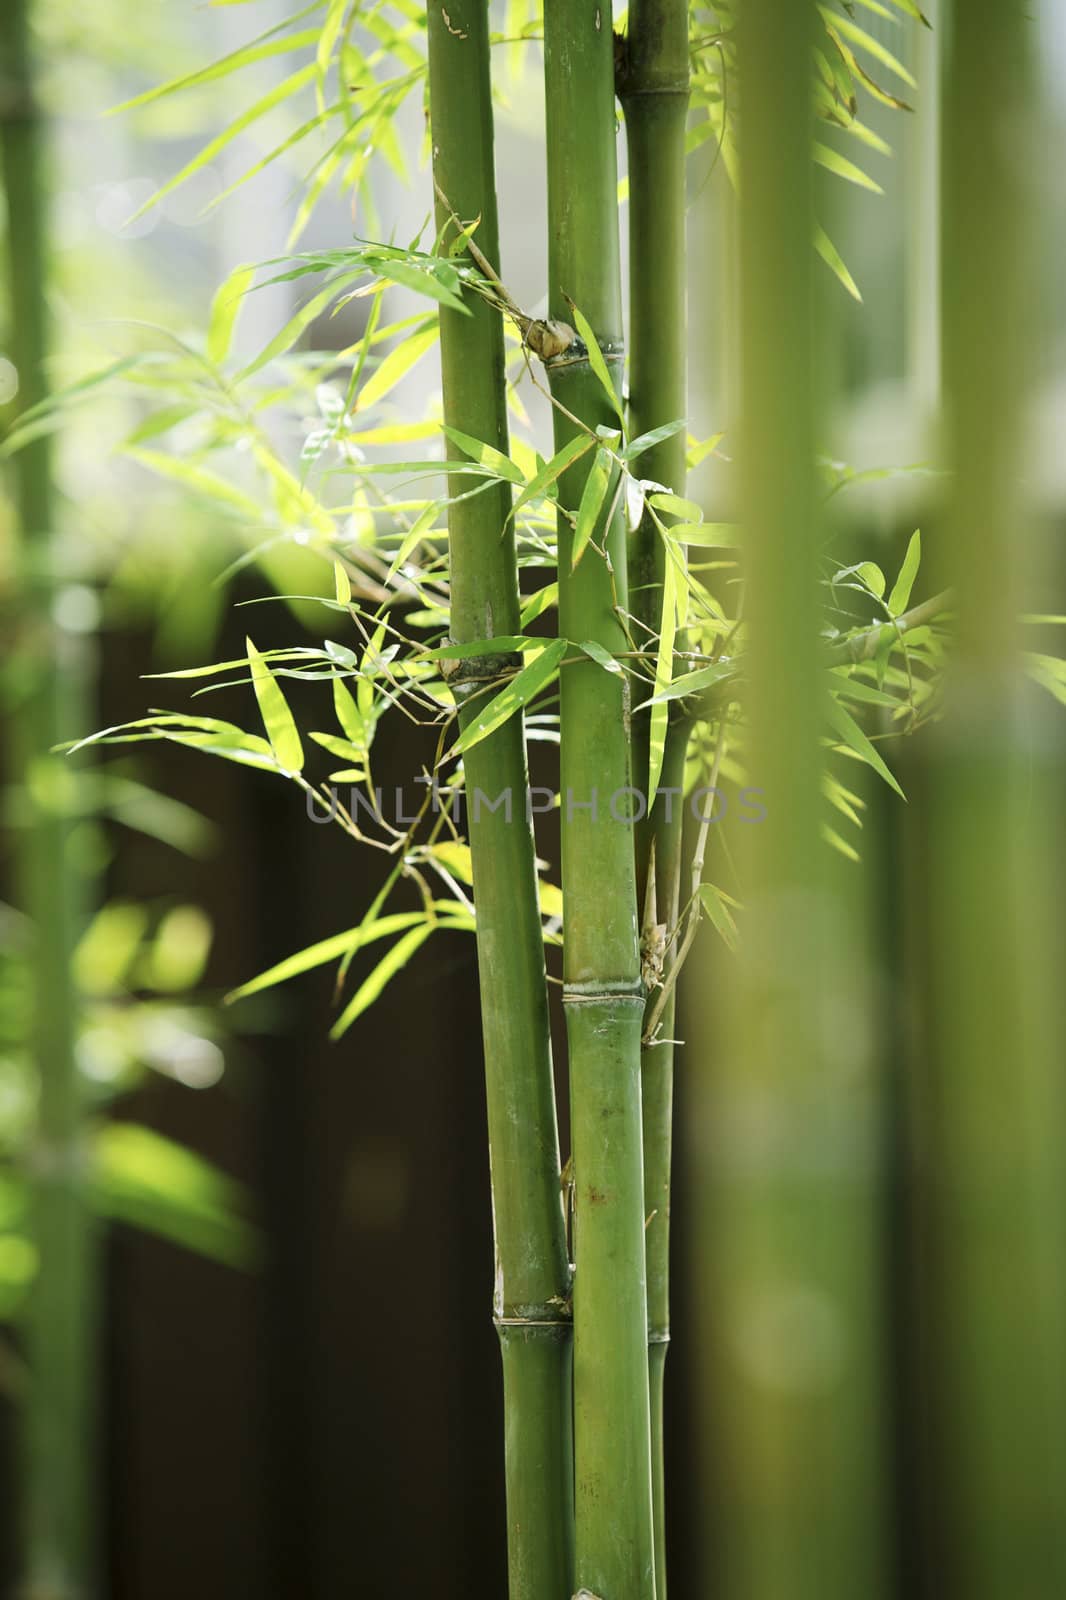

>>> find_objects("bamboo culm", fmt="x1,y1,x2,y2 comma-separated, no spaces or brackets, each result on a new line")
425,2,574,1594
620,3,690,1591
1,1,96,1593
543,0,657,1592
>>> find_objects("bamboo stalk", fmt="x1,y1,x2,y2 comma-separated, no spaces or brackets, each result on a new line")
425,4,574,1594
619,9,690,1591
542,2,657,1592
922,2,1066,1590
1,3,96,1594
694,3,887,1596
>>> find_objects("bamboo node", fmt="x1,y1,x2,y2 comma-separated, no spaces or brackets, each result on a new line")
439,637,522,689
562,980,645,1007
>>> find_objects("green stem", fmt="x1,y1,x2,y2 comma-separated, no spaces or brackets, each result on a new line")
1,4,96,1595
620,8,689,1591
925,3,1066,1590
543,2,657,1592
425,4,574,1595
637,718,689,1600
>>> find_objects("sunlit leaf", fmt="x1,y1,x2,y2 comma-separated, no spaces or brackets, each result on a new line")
247,638,304,772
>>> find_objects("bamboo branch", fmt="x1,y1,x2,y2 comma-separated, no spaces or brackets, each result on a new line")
425,4,574,1595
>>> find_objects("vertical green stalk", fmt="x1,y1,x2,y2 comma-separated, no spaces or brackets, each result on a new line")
1,3,95,1594
924,2,1066,1591
543,2,657,1593
425,4,574,1595
620,8,690,1592
695,3,885,1596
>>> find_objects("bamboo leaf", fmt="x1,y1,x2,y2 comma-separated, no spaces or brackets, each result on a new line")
511,434,595,517
621,418,687,464
648,556,678,796
578,639,623,675
238,271,365,381
442,426,524,484
815,222,863,301
91,1124,255,1269
247,638,304,772
826,696,905,797
566,300,626,428
887,529,921,615
206,263,257,365
332,677,366,746
520,583,559,626
635,660,734,709
356,324,438,409
126,64,319,226
226,908,464,1004
108,12,322,112
330,924,436,1039
699,884,740,952
452,638,568,755
819,7,917,87
333,560,352,606
572,449,612,568
813,140,884,193
367,256,470,313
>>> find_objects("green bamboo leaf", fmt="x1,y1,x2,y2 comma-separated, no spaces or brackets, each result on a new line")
126,64,319,226
635,660,734,710
247,638,304,772
356,325,438,409
383,500,441,580
511,434,595,517
520,583,559,626
442,426,524,484
108,12,322,112
308,731,365,765
566,300,626,428
815,222,862,301
699,884,740,952
887,529,921,615
819,7,917,87
333,560,352,606
226,908,464,1005
332,677,366,746
621,418,687,463
648,555,678,796
1025,653,1066,707
572,449,612,568
238,270,365,381
125,449,265,520
91,1124,256,1269
826,696,905,797
452,638,568,755
368,256,470,313
813,141,884,193
207,263,257,365
330,924,436,1039
578,639,623,675
647,492,703,523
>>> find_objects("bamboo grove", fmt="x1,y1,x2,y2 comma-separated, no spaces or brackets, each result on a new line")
5,0,1066,1595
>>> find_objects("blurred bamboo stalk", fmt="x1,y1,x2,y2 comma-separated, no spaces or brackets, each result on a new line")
0,1,96,1593
922,1,1066,1590
694,2,888,1595
425,2,574,1593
